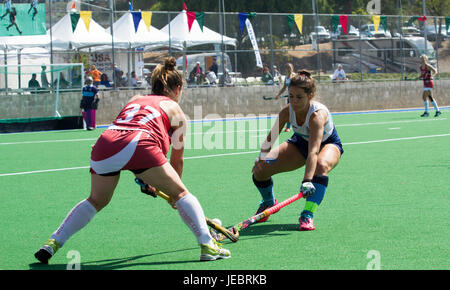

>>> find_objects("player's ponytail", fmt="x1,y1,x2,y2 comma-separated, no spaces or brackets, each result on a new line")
151,57,183,97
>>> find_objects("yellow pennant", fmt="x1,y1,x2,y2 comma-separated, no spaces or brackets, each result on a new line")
141,11,152,31
294,14,303,34
80,11,92,31
372,15,380,32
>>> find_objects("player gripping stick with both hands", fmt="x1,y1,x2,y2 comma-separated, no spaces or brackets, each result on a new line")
34,57,230,263
252,70,344,231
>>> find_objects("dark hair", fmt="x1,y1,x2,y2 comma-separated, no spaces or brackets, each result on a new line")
290,70,316,96
151,57,183,96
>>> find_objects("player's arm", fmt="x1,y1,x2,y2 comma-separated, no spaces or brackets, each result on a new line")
259,105,288,156
303,110,327,181
276,80,287,99
427,63,437,75
162,101,187,178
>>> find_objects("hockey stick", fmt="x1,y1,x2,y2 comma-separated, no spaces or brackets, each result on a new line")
262,95,288,100
135,178,239,242
213,191,304,242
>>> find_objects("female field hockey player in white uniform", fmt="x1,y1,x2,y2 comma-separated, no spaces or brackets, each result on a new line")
252,70,343,231
34,57,230,263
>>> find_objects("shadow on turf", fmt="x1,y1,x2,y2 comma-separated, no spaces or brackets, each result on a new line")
29,247,200,270
220,223,300,244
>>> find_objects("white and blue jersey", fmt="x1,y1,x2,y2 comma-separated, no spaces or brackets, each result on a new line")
287,101,343,158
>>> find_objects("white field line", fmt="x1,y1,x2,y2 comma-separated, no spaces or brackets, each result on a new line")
1,118,447,146
1,133,449,177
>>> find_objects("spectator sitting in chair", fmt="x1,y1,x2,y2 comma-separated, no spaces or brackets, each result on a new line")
28,73,40,93
189,62,205,85
99,73,112,88
261,65,274,85
332,64,347,82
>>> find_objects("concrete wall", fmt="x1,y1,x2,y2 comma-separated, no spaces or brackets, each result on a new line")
2,80,449,124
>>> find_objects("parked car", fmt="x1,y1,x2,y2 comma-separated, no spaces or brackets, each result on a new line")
331,25,360,39
309,26,331,43
401,26,421,37
420,25,449,41
360,24,392,38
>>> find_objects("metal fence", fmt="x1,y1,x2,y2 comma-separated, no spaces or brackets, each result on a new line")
2,5,450,91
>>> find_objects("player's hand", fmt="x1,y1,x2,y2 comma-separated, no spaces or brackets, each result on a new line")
300,181,315,197
275,95,279,100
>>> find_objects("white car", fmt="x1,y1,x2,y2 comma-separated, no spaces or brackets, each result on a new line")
360,24,391,38
331,25,360,39
309,26,331,43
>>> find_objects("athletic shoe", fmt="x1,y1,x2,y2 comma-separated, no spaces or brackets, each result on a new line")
434,111,442,117
254,199,279,223
420,112,429,117
299,216,315,231
200,239,231,261
34,239,60,264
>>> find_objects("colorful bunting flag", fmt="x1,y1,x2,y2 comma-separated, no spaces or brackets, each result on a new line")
128,1,133,11
446,17,450,32
131,12,142,33
141,11,152,32
373,15,380,32
380,16,387,32
196,12,205,32
418,15,427,22
186,11,196,32
70,12,80,33
238,13,256,33
294,14,303,35
339,15,348,35
183,2,187,11
80,11,92,31
332,15,340,33
407,16,419,26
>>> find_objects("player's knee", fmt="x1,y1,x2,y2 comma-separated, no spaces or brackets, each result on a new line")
87,195,110,212
315,160,332,175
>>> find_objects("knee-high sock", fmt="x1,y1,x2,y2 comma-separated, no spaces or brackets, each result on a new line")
431,101,439,111
424,101,429,112
252,175,275,206
50,199,97,247
176,193,213,247
301,175,329,218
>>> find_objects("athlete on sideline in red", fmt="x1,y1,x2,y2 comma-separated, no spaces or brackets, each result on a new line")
34,57,231,263
419,54,441,118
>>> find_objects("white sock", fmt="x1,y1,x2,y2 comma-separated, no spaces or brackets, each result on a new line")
176,193,214,247
50,199,97,247
424,101,429,112
431,101,439,111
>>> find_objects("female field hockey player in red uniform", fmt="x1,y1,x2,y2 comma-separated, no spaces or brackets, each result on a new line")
252,70,343,231
419,54,441,117
35,57,230,263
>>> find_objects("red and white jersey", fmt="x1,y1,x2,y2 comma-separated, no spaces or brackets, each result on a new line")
110,94,173,156
89,95,174,175
420,65,434,88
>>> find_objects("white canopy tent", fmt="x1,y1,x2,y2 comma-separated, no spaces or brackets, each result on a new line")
0,34,51,51
50,13,126,50
161,11,237,48
107,12,178,50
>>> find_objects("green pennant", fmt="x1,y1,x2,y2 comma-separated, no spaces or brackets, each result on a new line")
446,17,450,33
332,15,340,33
287,14,295,33
248,12,256,19
380,16,387,32
195,12,205,31
407,16,419,26
70,12,80,33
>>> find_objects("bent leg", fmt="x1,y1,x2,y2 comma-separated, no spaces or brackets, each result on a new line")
135,163,213,246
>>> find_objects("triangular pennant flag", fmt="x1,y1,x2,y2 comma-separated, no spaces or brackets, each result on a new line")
339,15,348,35
287,15,294,33
332,15,340,33
195,12,204,32
446,17,450,33
239,13,248,33
294,14,303,35
380,16,387,32
248,12,257,19
128,1,133,11
183,2,187,11
141,11,152,31
418,15,427,22
70,12,80,33
80,11,92,31
71,1,76,9
407,16,419,26
372,15,380,32
131,12,142,33
186,11,196,32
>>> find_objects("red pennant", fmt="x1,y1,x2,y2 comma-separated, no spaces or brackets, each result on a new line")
183,2,187,11
418,15,427,22
71,1,76,9
187,11,196,32
339,15,348,35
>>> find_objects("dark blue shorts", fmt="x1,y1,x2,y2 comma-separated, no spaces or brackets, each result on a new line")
286,126,344,159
